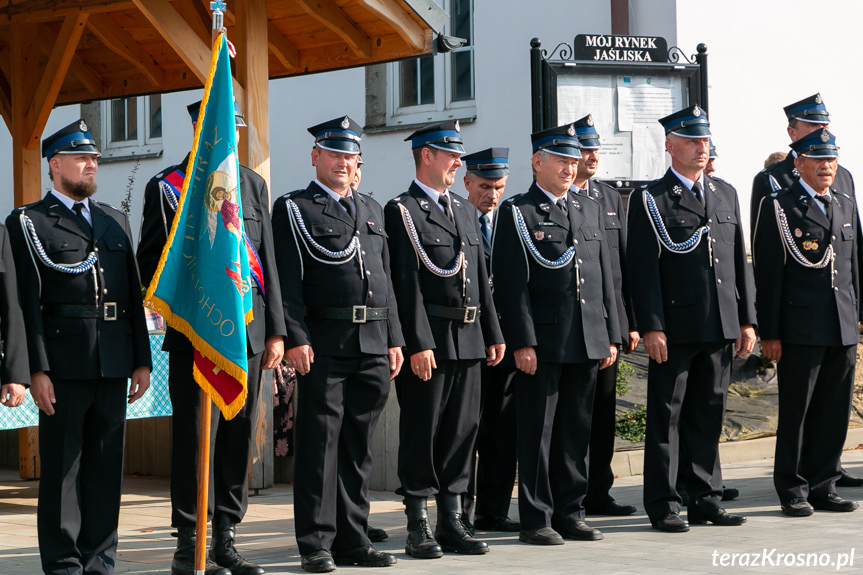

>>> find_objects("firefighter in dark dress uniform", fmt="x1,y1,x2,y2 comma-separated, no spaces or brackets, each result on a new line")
0,219,29,406
493,123,620,545
627,105,756,533
459,148,520,533
568,115,640,517
137,102,286,575
6,119,152,575
273,116,404,573
384,121,505,559
753,129,861,516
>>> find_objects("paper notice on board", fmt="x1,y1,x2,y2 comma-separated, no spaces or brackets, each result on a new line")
617,76,682,132
556,75,614,129
596,129,632,180
632,123,667,180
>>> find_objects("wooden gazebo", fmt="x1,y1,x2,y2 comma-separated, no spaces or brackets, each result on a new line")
0,0,447,206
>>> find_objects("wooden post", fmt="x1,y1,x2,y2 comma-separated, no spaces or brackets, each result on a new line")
195,391,212,574
11,21,42,208
234,0,270,198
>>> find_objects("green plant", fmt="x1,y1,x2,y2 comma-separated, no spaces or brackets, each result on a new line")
616,359,634,396
615,404,647,443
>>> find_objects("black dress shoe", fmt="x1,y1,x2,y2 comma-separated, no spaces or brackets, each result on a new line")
210,518,266,575
780,497,814,517
687,507,746,526
368,527,388,543
552,519,603,541
333,545,397,567
721,486,740,501
434,513,489,555
473,515,521,531
651,513,690,533
837,469,863,487
811,493,860,512
585,500,637,516
518,527,564,545
301,550,336,573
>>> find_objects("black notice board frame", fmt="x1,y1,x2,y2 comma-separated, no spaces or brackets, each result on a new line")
530,37,710,197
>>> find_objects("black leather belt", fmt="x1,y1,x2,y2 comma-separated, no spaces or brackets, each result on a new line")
426,303,479,323
42,303,132,321
304,305,389,324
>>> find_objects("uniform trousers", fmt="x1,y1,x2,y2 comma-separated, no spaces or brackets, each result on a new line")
584,352,620,509
516,361,597,530
643,341,731,522
774,344,855,503
463,366,517,520
395,359,481,500
169,351,263,527
293,354,390,556
38,377,127,575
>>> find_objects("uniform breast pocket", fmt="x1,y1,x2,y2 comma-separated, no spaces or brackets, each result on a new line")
714,210,738,245
664,214,699,243
103,236,130,277
43,237,86,265
581,227,602,261
419,231,453,249
243,206,262,244
310,222,349,250
841,227,854,260
604,217,622,250
366,222,387,254
529,227,563,243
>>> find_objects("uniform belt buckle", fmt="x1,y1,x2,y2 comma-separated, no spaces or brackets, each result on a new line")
463,306,477,323
103,302,118,321
352,305,367,324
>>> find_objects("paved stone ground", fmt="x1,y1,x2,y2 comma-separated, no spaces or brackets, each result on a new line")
2,449,863,574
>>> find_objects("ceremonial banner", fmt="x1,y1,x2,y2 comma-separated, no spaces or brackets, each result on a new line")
145,33,252,419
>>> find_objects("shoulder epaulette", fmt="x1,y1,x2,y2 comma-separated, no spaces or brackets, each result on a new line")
278,189,305,201
12,200,39,213
95,201,124,215
836,191,853,202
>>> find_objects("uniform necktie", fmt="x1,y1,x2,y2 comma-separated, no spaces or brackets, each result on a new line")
339,196,355,222
815,194,833,222
556,197,568,215
438,194,456,227
72,202,91,228
692,181,705,208
479,213,492,244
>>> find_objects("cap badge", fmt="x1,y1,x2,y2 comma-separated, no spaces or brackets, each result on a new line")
340,117,350,129
79,120,88,132
794,228,803,238
815,93,822,104
672,184,683,196
567,124,575,136
821,131,830,143
692,105,701,117
586,115,594,126
454,120,460,133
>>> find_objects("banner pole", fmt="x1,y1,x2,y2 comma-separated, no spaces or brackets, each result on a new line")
194,391,213,575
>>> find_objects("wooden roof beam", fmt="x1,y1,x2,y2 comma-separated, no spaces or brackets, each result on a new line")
356,0,424,51
87,13,164,87
37,24,102,96
267,22,300,72
0,72,11,132
173,0,212,47
25,12,89,146
295,0,371,58
132,0,245,108
0,0,135,24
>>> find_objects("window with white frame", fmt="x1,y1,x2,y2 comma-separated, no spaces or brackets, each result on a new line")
101,94,163,160
386,0,475,126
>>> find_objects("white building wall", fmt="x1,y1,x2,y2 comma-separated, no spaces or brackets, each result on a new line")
675,0,863,248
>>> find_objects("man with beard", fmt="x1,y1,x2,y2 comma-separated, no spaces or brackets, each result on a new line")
137,102,286,575
6,119,152,574
627,105,756,532
384,120,505,558
753,129,861,516
273,116,403,573
459,148,520,533
568,115,639,518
